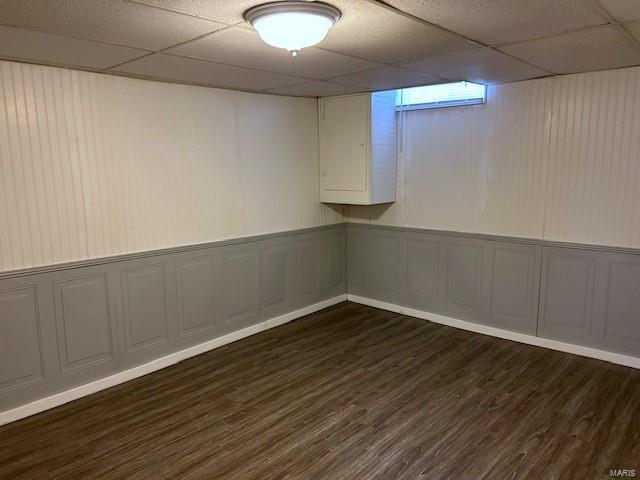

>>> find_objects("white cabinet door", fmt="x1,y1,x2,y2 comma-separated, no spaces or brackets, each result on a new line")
321,95,369,193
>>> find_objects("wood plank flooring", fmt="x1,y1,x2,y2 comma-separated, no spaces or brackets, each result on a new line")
1,302,639,479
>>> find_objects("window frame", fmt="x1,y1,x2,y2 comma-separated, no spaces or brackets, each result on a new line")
395,82,487,112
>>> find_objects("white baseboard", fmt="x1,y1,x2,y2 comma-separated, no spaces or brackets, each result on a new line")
0,294,346,427
347,294,640,370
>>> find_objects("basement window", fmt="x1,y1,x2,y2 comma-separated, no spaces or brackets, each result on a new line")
395,81,486,111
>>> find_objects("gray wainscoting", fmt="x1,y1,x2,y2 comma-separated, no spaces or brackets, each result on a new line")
0,224,346,412
539,247,640,356
347,224,640,358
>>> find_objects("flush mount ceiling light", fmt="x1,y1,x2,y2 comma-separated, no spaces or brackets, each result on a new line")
245,1,341,57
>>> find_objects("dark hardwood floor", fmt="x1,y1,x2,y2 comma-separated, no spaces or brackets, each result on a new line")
1,302,639,479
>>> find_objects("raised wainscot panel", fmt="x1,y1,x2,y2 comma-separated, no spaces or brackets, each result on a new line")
445,241,484,321
176,256,216,336
294,236,320,302
486,244,540,334
326,230,346,290
121,265,169,353
54,275,114,372
365,230,402,302
404,234,440,311
347,229,367,292
0,287,44,392
260,240,291,315
220,245,259,330
603,256,640,356
539,249,596,344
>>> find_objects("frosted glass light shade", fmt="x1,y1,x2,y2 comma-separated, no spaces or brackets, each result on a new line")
245,2,341,56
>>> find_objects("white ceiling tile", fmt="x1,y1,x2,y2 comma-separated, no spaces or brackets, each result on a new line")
0,0,634,92
598,0,640,21
501,25,640,74
111,53,305,91
0,0,224,50
266,80,366,97
625,20,640,42
130,0,259,24
0,25,147,70
403,48,549,84
167,27,382,79
329,66,442,91
386,0,608,45
317,0,475,64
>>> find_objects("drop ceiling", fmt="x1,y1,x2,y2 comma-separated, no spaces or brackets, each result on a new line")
0,0,639,97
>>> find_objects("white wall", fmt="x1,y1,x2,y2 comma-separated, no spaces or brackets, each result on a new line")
347,66,640,249
0,60,342,272
3,60,639,272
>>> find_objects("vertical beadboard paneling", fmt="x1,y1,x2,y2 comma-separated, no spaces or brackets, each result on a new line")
0,60,341,272
348,67,640,249
476,78,553,238
545,68,640,248
0,62,90,271
349,78,553,240
234,92,330,236
370,90,398,204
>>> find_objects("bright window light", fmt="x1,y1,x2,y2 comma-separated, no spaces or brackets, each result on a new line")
395,82,486,110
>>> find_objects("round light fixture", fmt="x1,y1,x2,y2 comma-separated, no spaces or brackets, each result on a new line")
245,1,341,57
